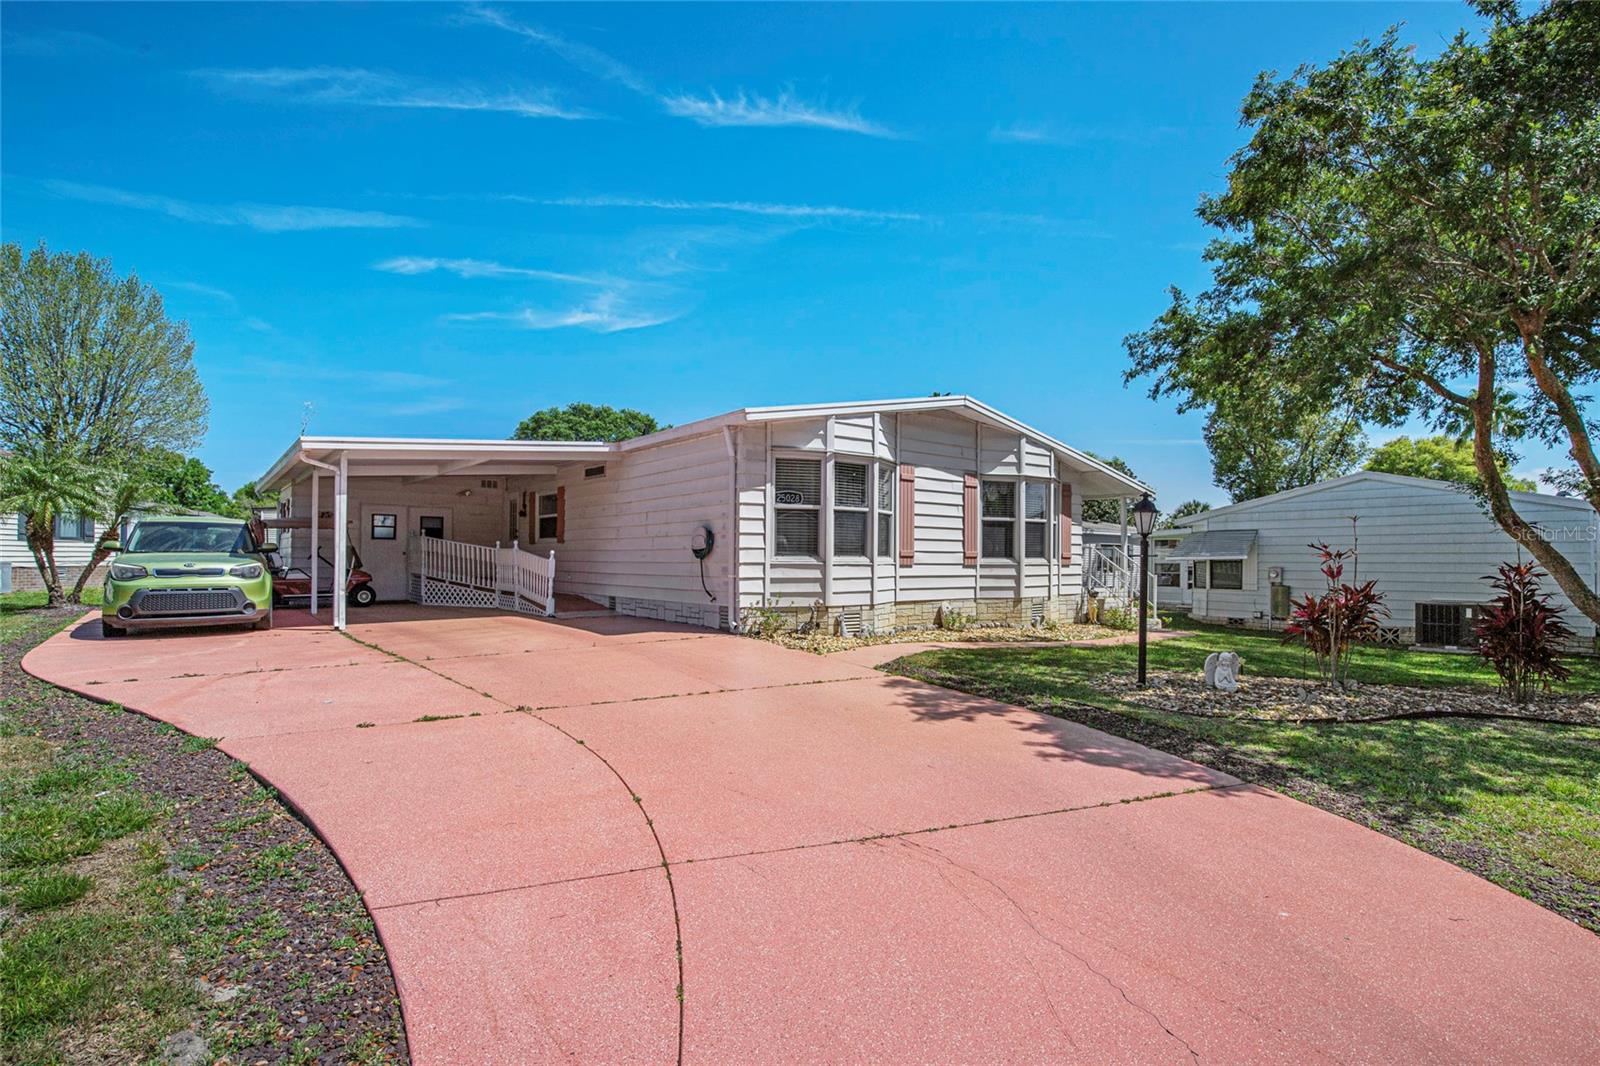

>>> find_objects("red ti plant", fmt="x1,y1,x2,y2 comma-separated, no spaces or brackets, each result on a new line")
1475,561,1573,704
1281,543,1388,687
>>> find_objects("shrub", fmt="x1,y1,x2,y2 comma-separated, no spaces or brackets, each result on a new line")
739,599,789,637
1475,561,1573,703
1100,605,1137,631
935,604,972,631
1282,542,1388,686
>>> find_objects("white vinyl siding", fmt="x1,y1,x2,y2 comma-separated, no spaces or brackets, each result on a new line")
1185,474,1598,639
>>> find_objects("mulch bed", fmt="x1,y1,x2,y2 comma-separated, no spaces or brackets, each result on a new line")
1102,670,1600,726
3,608,408,1063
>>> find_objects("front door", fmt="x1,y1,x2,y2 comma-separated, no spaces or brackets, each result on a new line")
360,505,452,601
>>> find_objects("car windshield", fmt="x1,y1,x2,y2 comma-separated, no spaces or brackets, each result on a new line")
126,521,252,554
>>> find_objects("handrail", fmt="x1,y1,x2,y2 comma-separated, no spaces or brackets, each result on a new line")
411,533,555,616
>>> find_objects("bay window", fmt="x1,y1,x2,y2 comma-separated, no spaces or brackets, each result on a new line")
833,461,869,557
876,465,894,559
980,480,1016,559
774,457,822,558
1023,483,1048,559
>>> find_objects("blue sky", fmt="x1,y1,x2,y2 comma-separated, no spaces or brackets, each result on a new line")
2,1,1538,502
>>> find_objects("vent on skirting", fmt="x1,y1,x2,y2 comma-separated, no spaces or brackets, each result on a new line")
608,596,617,611
1030,601,1046,626
718,606,730,629
838,609,864,637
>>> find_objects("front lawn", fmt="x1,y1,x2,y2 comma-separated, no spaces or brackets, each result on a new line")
889,623,1600,932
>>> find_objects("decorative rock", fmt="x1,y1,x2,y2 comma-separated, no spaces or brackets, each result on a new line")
160,1030,209,1066
195,976,246,1004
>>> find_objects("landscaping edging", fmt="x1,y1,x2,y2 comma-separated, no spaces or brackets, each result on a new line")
3,607,409,1063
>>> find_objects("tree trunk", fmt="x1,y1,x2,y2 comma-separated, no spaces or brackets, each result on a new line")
1470,349,1600,628
66,531,118,604
24,523,64,607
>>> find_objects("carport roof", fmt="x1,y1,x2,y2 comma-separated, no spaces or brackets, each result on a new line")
259,395,1149,498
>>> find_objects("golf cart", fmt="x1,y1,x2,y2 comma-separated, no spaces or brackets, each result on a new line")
251,517,377,608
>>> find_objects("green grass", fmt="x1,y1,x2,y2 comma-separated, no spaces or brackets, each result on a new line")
912,618,1600,709
892,625,1600,930
0,587,103,612
0,609,197,1063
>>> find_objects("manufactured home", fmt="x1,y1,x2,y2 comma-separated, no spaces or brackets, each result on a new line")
255,396,1148,632
1172,472,1599,649
2,511,107,593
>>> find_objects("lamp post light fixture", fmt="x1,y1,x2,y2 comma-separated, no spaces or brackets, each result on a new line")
1131,493,1160,687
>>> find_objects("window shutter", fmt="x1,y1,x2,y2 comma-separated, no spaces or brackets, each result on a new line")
1061,483,1073,564
962,473,979,568
898,464,916,567
555,485,566,544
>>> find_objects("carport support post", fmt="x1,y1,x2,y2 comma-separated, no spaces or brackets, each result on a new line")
309,471,320,616
334,454,349,631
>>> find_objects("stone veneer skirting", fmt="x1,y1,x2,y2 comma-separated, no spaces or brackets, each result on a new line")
745,595,1078,637
7,562,107,593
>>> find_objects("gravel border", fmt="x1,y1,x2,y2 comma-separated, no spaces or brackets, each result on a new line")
4,608,409,1063
1102,669,1600,726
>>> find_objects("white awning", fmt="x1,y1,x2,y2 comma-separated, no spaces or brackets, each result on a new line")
1167,530,1257,562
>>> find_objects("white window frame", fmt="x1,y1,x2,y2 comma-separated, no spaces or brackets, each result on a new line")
875,463,895,561
535,491,559,542
1023,481,1049,561
832,460,869,559
772,453,823,560
980,479,1017,560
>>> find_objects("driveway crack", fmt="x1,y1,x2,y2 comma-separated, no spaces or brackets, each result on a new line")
341,630,688,1066
900,836,1201,1065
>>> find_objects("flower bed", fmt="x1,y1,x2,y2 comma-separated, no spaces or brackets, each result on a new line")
761,621,1117,655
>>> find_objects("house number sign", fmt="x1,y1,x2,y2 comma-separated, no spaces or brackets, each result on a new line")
775,490,805,505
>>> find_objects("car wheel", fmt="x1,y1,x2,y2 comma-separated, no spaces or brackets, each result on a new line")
253,609,273,631
350,585,377,607
101,621,127,639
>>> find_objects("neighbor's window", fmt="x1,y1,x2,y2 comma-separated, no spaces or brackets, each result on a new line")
774,457,822,558
1156,562,1181,588
1210,559,1244,590
1023,483,1048,560
18,512,93,542
981,480,1016,559
536,493,559,540
833,461,869,557
876,465,894,560
370,513,397,540
1193,561,1208,589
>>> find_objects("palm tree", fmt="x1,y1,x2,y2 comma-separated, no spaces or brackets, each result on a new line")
67,465,152,604
0,448,102,606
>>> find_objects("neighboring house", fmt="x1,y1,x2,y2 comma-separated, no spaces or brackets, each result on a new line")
2,510,106,592
256,396,1148,633
1172,471,1599,649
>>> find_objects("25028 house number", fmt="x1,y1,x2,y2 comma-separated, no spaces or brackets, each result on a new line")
775,490,806,505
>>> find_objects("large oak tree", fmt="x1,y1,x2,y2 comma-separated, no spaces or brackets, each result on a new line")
1125,1,1600,625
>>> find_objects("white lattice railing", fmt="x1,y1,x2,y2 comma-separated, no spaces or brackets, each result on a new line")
411,534,555,616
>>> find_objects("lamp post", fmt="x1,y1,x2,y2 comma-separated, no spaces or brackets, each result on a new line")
1131,493,1160,687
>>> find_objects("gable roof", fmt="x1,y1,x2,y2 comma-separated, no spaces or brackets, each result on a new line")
1173,470,1590,527
260,396,1148,497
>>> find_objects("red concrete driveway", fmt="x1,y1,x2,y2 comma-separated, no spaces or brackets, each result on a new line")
25,606,1600,1064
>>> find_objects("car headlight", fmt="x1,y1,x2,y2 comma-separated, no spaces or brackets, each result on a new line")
109,563,147,581
229,563,264,579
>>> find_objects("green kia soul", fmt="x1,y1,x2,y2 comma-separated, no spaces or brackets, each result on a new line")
102,515,275,637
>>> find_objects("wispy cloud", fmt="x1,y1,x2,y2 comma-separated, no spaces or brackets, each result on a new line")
376,397,470,416
991,121,1192,147
445,290,679,333
238,359,451,392
535,194,921,223
2,28,136,58
661,90,895,137
465,5,894,136
462,5,653,95
194,66,592,120
165,280,238,305
42,179,421,232
373,255,602,285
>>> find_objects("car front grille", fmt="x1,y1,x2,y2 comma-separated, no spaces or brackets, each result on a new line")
135,588,244,615
153,567,226,577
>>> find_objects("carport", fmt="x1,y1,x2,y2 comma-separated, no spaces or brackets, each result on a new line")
257,437,615,630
